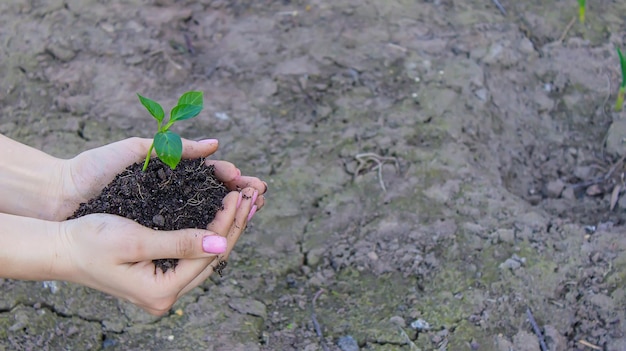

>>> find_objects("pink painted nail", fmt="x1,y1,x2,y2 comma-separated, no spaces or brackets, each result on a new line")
203,235,227,254
247,205,257,222
236,191,243,209
198,138,218,145
251,190,259,205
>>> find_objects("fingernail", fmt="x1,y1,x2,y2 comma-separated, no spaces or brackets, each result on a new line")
198,138,218,145
262,181,268,194
236,191,243,209
251,190,259,204
247,205,257,222
203,235,227,254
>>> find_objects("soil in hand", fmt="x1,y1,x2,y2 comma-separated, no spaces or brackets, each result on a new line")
69,158,229,273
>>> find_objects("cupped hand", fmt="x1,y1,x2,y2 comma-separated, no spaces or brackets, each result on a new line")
51,137,266,220
56,187,258,316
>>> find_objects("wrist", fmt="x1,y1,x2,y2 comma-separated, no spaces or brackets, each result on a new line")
0,213,67,281
0,135,66,220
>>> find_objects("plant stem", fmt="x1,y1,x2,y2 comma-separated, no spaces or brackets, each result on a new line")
616,87,625,112
578,0,586,24
142,142,154,171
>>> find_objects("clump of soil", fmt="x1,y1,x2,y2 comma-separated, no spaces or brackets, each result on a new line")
69,158,229,273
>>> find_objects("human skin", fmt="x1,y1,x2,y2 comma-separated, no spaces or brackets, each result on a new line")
0,135,266,315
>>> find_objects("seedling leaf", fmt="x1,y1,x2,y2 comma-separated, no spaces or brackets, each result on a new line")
178,91,203,107
618,47,626,89
170,104,203,123
577,0,586,24
137,94,165,122
154,130,183,169
615,48,626,112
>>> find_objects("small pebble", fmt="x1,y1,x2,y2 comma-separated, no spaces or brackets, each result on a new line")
337,335,359,351
389,315,405,327
152,214,165,226
410,318,431,331
544,179,565,198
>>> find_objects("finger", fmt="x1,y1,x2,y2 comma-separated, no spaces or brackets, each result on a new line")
223,186,256,256
205,160,267,195
167,191,240,292
254,194,265,211
178,187,257,296
125,227,227,262
180,138,219,159
80,137,219,170
207,191,239,235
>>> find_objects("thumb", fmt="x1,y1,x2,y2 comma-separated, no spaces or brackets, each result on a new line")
89,137,219,164
129,228,228,262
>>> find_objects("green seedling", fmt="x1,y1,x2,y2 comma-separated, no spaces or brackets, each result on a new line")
577,0,586,24
615,48,626,112
137,91,203,171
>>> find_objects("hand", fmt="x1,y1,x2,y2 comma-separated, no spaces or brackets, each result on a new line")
55,187,258,316
52,137,266,220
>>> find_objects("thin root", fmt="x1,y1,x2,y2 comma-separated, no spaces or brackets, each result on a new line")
353,152,400,192
558,16,576,42
577,339,602,350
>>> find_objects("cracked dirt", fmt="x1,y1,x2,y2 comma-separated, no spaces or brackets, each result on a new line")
2,0,626,350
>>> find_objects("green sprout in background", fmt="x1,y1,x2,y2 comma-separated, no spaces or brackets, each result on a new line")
577,0,586,24
615,48,626,112
137,91,203,171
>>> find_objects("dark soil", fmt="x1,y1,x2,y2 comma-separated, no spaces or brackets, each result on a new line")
69,158,229,273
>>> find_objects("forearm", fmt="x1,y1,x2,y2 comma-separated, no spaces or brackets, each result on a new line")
0,134,64,220
0,213,66,281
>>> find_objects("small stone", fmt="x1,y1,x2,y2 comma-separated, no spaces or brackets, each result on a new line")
337,335,359,351
586,184,602,196
499,257,522,270
367,251,379,260
389,315,405,327
410,318,431,331
46,42,76,62
605,119,626,157
474,88,488,101
152,214,165,227
495,228,515,244
561,186,575,200
545,179,565,198
573,165,592,179
527,194,542,206
228,298,267,319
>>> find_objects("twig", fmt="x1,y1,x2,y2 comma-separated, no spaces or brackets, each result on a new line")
526,307,548,351
311,289,329,351
353,153,400,192
578,339,602,350
491,0,506,15
149,49,183,70
183,33,195,55
570,155,626,190
558,16,576,42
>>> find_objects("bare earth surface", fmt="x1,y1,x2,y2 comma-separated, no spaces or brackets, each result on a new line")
2,0,626,350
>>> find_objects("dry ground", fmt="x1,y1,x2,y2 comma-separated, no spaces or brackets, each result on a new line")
1,0,626,350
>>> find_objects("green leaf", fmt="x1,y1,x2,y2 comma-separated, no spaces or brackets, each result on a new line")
178,91,203,107
154,131,183,169
137,94,165,122
170,104,203,123
618,47,626,88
